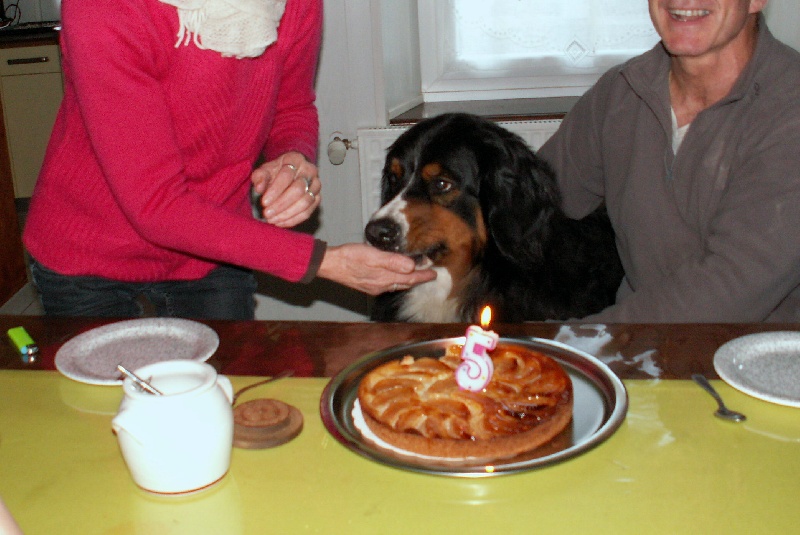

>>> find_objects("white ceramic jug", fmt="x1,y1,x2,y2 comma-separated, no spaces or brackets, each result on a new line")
112,360,234,495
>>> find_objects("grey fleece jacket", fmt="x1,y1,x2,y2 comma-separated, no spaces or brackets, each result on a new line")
538,17,800,322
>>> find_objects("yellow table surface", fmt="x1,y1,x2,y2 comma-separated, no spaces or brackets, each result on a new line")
1,371,799,535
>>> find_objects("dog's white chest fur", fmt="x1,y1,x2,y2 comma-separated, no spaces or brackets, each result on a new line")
398,267,460,322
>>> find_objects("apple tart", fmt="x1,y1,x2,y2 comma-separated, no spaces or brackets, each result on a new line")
357,343,573,462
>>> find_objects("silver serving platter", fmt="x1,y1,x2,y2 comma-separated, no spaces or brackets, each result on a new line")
320,337,628,477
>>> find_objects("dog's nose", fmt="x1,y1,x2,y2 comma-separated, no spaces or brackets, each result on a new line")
365,218,401,251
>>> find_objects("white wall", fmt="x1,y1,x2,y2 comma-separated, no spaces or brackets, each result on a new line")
380,0,422,119
764,1,800,52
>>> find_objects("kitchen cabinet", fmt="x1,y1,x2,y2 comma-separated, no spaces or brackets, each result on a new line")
0,36,61,306
0,43,63,198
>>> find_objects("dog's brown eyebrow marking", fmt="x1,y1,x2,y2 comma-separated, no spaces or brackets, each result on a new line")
390,158,404,178
421,163,443,180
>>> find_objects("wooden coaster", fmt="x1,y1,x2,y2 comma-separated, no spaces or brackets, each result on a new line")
233,398,303,450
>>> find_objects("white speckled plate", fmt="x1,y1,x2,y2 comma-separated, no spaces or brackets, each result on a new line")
55,318,219,385
714,332,800,408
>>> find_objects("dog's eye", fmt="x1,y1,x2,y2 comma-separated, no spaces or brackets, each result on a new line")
431,178,453,194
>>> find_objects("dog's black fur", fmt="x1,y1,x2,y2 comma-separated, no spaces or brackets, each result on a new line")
365,113,623,323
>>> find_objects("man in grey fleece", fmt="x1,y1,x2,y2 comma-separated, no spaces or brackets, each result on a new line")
538,1,800,322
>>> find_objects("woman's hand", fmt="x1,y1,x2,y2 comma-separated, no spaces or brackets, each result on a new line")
317,243,437,295
251,151,320,227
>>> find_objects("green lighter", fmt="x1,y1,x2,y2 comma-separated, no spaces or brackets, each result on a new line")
7,326,39,363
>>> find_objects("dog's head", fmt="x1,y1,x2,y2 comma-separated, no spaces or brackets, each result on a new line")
365,113,561,284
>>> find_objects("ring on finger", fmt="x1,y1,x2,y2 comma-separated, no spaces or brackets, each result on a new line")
300,176,316,199
283,163,297,172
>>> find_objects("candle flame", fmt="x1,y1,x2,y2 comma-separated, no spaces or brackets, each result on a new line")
480,306,492,329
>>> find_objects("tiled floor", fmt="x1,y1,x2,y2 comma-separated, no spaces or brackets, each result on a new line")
0,283,43,315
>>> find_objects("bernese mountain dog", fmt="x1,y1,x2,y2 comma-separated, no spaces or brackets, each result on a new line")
365,112,623,323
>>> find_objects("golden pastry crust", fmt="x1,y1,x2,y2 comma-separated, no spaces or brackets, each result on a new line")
357,344,573,461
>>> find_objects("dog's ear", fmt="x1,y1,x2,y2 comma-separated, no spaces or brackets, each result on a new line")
480,134,561,267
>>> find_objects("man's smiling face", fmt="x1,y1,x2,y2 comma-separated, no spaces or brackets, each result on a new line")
648,0,767,60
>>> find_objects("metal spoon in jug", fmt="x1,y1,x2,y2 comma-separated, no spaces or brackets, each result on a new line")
117,364,163,396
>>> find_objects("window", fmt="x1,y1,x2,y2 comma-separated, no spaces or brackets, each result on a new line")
418,0,659,101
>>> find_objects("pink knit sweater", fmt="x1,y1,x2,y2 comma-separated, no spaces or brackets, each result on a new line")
23,0,323,283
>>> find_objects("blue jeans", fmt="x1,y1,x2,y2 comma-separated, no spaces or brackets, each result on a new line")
30,260,257,320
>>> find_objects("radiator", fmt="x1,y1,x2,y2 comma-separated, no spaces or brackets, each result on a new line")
357,119,562,227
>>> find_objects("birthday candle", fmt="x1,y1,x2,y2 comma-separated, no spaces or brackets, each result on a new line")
456,307,498,391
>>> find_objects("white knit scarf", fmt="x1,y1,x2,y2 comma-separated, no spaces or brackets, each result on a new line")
160,0,287,59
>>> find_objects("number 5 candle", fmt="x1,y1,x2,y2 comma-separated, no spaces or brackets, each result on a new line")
456,306,499,391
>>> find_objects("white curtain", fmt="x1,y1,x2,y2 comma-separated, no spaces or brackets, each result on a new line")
451,0,658,73
419,0,659,99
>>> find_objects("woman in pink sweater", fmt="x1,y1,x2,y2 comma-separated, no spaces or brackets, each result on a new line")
23,0,434,319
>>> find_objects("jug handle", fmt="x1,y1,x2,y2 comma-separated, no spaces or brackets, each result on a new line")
217,375,234,404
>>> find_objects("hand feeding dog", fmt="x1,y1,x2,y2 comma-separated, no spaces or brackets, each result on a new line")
365,113,623,323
